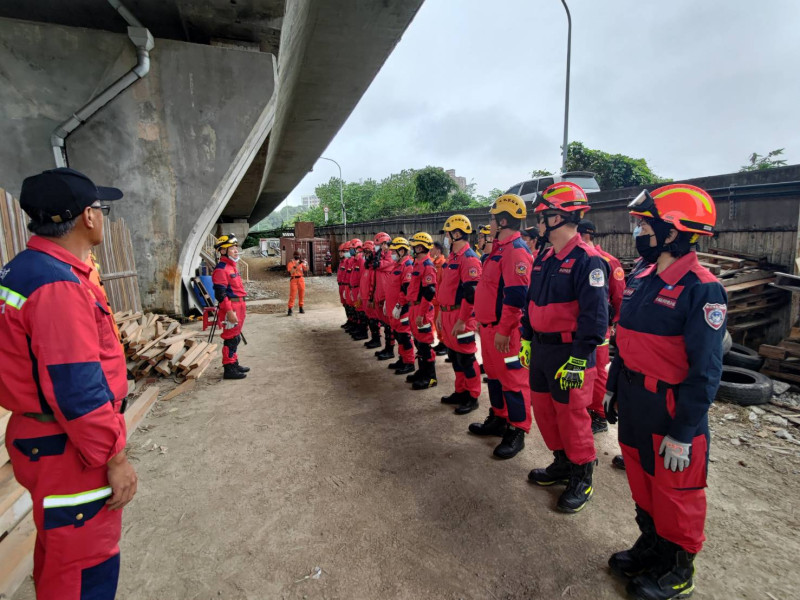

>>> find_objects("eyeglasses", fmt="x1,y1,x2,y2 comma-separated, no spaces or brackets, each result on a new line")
91,204,111,216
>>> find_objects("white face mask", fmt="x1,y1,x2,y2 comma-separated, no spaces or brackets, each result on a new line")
231,256,240,263
391,252,399,262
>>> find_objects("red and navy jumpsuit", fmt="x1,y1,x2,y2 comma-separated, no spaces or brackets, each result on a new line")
474,232,533,432
521,233,608,466
375,251,395,345
359,255,378,331
609,252,726,553
386,257,416,365
438,244,482,400
337,255,348,311
406,254,437,364
213,255,247,366
589,243,625,416
0,237,128,600
349,251,365,327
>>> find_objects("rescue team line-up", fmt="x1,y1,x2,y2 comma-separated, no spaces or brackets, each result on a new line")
336,181,725,600
0,165,723,600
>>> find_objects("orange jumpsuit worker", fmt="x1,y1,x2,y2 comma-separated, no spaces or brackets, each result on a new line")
287,250,308,316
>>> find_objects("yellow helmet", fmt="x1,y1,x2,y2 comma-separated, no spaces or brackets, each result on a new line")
409,232,434,250
214,234,239,251
389,237,410,251
490,194,527,219
441,214,473,234
478,224,491,236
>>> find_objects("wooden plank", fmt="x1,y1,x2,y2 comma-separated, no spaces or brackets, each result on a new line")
161,380,196,401
778,341,800,357
188,345,216,369
159,331,204,346
761,369,800,384
187,354,214,379
168,345,189,369
154,359,172,376
124,386,159,437
0,485,31,542
727,317,778,333
0,513,36,599
759,345,788,360
132,322,180,358
178,343,209,371
163,341,185,359
723,277,776,293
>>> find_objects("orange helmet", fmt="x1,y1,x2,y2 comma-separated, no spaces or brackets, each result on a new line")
363,240,375,252
629,184,716,237
350,238,362,249
535,181,590,214
338,243,346,252
374,232,391,244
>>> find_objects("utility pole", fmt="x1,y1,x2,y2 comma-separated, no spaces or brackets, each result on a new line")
319,156,346,238
560,0,572,173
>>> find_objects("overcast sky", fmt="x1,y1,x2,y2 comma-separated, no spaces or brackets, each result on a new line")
280,0,800,208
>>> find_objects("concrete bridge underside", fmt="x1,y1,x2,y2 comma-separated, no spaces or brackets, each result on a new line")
0,0,424,313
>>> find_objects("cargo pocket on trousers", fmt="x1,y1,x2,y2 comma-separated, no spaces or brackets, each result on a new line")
652,434,708,490
43,486,112,530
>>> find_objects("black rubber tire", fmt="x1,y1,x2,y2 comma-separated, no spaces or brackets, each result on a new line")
722,330,732,355
715,366,773,406
723,343,764,371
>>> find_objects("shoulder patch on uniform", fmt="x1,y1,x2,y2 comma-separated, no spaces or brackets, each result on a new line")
425,275,434,284
613,267,625,281
703,303,726,330
515,261,528,276
468,266,479,278
589,268,605,287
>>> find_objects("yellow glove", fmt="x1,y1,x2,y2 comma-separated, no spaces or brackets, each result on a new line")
519,339,531,370
555,356,587,391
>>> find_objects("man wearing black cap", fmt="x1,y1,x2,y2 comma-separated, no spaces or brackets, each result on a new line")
0,168,137,599
577,218,625,435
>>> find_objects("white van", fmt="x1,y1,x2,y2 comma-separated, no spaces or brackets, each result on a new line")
504,171,601,204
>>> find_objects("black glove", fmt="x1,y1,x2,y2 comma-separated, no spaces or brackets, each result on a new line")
603,392,618,425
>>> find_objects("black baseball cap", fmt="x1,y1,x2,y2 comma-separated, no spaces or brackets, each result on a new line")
520,226,538,238
20,168,123,223
577,219,596,235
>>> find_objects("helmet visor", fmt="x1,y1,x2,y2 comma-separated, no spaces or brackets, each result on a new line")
628,190,658,218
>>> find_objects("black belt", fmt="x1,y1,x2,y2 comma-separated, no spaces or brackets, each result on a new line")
622,366,676,393
532,331,571,345
479,321,499,328
440,304,461,312
229,297,246,303
291,276,303,279
23,412,56,423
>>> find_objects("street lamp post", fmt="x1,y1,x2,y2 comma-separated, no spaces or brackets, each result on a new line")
319,156,346,238
560,0,572,174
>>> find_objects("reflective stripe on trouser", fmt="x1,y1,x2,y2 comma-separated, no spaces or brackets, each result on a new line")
288,277,305,308
617,374,708,553
410,304,435,345
222,335,241,365
478,324,531,432
589,340,610,414
530,342,597,464
6,415,122,600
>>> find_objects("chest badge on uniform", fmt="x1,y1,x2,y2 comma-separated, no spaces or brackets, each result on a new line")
589,268,605,287
468,267,479,278
613,267,625,281
703,303,727,330
515,262,528,275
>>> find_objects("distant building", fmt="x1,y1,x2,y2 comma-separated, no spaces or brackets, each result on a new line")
446,169,468,192
301,194,320,209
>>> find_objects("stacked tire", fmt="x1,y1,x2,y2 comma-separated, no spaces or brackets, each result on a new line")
716,335,772,406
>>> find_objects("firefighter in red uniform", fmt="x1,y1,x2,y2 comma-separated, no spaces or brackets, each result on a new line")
338,242,351,329
436,215,483,415
522,182,608,513
604,184,726,600
430,241,449,356
212,234,249,380
373,232,396,360
386,237,416,375
348,239,368,340
0,168,137,600
469,195,533,459
404,232,438,390
360,241,381,348
577,219,625,434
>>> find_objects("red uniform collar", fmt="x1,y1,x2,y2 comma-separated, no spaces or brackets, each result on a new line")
221,256,239,269
657,252,701,286
451,242,472,257
554,232,582,260
493,231,521,249
27,236,92,277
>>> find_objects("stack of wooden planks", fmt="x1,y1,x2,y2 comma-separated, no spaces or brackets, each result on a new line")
116,311,218,381
759,328,800,383
721,269,789,335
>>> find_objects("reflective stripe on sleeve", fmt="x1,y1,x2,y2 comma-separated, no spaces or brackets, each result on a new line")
0,285,27,309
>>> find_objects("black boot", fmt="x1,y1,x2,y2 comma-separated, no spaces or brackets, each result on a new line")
405,358,426,383
394,362,415,375
609,506,660,579
441,391,468,405
627,540,695,600
376,346,395,360
433,342,448,356
287,308,293,316
612,454,626,470
590,410,609,434
223,364,247,380
387,358,404,369
364,321,382,349
352,323,369,341
493,426,525,459
528,450,570,486
299,306,305,314
454,394,479,415
411,361,437,390
556,460,595,513
468,410,507,437
234,361,250,373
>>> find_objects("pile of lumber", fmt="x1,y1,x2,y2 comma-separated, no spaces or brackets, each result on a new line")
759,328,800,383
116,311,218,381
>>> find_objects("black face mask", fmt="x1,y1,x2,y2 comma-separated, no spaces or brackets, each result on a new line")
635,234,661,263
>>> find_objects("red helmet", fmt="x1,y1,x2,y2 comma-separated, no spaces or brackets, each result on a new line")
535,181,590,214
363,240,375,251
629,184,716,237
350,238,363,249
338,243,346,252
374,232,391,244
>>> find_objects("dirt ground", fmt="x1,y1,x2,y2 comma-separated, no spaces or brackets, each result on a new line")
14,271,800,600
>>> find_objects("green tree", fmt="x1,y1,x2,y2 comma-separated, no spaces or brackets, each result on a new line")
740,148,787,172
532,142,670,190
414,166,456,210
531,169,554,178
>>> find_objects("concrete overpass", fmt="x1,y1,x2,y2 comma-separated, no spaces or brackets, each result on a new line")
0,0,424,312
